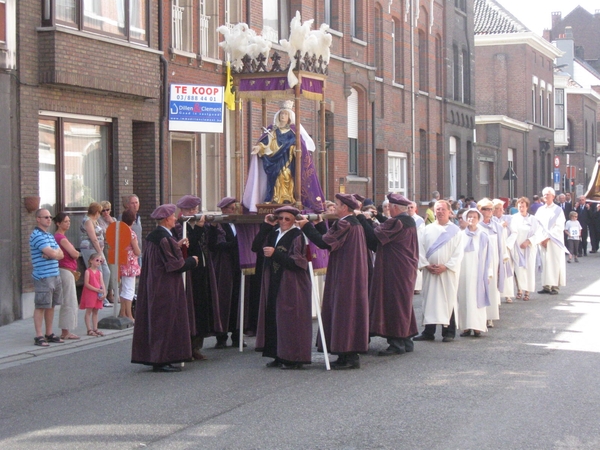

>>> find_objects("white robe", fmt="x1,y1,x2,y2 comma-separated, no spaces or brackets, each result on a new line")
457,227,491,332
495,217,514,298
535,203,567,287
418,222,464,326
507,213,544,292
414,217,425,291
480,220,501,321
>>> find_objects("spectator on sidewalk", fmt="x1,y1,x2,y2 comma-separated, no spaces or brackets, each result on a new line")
30,209,65,347
53,212,80,340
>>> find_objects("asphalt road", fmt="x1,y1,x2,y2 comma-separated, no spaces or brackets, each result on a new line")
1,255,600,449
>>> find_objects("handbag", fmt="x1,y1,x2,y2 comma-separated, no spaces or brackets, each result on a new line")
67,269,81,282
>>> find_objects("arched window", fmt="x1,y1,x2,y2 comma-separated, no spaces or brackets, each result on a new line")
348,88,359,175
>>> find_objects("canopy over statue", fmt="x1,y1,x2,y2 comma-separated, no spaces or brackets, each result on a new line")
218,11,331,214
243,101,325,213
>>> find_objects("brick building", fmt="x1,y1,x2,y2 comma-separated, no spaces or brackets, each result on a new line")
3,0,163,323
474,0,561,199
545,5,600,74
552,30,600,192
2,0,474,325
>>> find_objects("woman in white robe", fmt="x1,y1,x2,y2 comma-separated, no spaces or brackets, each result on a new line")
458,209,492,336
493,199,515,302
477,198,501,327
507,197,545,301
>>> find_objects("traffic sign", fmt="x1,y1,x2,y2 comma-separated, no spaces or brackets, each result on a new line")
105,221,131,265
554,156,560,168
553,168,560,184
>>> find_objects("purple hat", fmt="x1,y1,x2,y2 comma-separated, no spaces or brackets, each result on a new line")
151,204,177,220
274,205,300,216
335,193,360,210
176,195,201,209
387,193,411,206
217,196,237,209
352,193,365,203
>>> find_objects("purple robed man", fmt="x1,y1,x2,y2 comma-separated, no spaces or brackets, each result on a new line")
253,206,313,369
131,204,199,373
357,193,419,355
243,101,325,213
298,193,369,370
207,197,244,348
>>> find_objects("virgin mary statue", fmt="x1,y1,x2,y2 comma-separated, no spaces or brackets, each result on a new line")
242,101,325,213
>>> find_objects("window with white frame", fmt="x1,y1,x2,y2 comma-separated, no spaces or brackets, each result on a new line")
262,0,289,43
388,152,407,194
555,88,565,129
348,88,359,175
172,0,193,53
199,0,219,59
225,0,241,26
39,114,111,243
449,137,457,200
46,0,148,44
0,0,6,44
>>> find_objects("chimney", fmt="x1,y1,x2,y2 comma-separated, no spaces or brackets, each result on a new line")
565,25,573,39
551,11,562,29
575,45,585,60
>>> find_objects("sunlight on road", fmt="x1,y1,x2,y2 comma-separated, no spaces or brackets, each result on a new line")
528,279,600,353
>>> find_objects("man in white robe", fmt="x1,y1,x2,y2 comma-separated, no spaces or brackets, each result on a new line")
535,187,568,295
478,198,502,327
414,200,464,343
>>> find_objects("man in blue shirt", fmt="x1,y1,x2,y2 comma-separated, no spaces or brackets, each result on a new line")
30,209,65,347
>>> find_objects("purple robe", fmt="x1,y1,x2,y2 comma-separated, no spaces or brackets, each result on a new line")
173,221,219,338
207,223,241,334
254,224,313,364
303,216,369,354
368,215,419,339
131,226,197,366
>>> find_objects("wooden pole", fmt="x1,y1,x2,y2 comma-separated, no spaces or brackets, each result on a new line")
235,95,243,201
261,98,267,128
294,79,302,210
320,98,327,200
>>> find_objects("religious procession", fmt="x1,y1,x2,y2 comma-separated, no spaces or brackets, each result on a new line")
28,11,600,374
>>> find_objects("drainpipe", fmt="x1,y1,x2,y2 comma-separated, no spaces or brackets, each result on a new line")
158,0,168,204
410,0,416,200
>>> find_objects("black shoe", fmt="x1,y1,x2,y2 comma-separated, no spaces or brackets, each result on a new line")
332,355,360,370
403,338,415,352
214,341,227,349
473,331,481,337
231,340,248,348
537,289,551,294
459,330,472,337
152,364,182,373
266,360,283,368
442,336,455,343
550,289,559,295
413,334,434,341
281,363,304,370
378,346,405,356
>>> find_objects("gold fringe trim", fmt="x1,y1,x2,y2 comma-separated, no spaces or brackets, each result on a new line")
312,268,327,275
242,268,256,276
301,91,324,101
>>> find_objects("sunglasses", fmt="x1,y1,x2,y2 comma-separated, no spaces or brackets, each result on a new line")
94,258,103,262
480,207,492,211
102,209,111,212
277,216,294,222
38,216,52,219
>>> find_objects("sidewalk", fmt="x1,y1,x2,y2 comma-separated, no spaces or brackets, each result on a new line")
0,305,133,367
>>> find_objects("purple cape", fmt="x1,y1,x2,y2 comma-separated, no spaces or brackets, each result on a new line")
254,225,313,364
131,227,197,366
369,216,419,339
303,216,370,354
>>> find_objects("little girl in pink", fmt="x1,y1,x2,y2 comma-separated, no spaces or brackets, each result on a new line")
80,253,106,337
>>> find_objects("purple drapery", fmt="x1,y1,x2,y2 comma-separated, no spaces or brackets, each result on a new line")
235,223,260,269
238,76,324,97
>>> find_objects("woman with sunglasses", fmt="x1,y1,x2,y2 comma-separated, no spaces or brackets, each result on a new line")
53,212,80,340
97,200,116,303
80,202,111,308
253,206,312,370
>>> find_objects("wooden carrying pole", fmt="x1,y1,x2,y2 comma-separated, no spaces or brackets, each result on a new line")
294,82,302,210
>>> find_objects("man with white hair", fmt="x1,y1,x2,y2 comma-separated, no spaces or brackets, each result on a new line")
408,201,425,293
535,187,568,295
